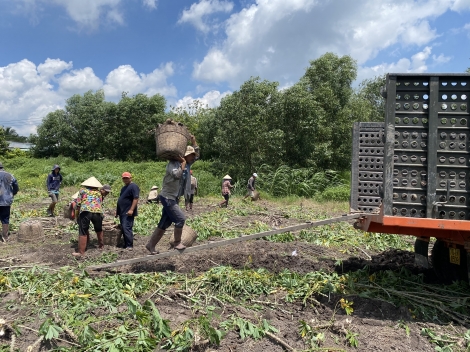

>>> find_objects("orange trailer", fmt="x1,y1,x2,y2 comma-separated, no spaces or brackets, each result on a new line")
351,73,470,282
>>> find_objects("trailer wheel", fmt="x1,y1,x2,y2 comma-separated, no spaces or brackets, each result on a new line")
431,240,468,283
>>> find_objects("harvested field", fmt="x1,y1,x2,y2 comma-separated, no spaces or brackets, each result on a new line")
0,196,469,351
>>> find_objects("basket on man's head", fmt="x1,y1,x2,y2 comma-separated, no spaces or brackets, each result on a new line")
155,119,191,160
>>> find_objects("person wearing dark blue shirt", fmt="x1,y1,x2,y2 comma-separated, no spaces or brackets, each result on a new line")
0,162,19,242
46,164,62,217
115,172,140,250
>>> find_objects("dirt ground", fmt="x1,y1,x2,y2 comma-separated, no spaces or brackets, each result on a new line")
0,198,468,351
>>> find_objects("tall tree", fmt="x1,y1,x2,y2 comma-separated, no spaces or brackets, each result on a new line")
300,52,357,170
198,77,283,179
107,92,166,161
353,75,386,122
278,78,319,168
32,90,166,161
0,127,9,155
2,126,28,142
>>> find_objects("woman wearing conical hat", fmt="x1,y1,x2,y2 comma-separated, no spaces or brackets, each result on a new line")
72,177,109,258
147,185,159,204
219,175,234,208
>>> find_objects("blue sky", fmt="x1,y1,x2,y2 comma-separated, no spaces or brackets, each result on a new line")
1,0,470,136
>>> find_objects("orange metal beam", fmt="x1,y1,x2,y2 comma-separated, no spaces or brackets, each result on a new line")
381,216,470,231
355,212,470,246
366,222,470,245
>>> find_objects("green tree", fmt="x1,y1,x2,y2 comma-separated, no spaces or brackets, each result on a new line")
32,110,68,157
353,75,386,122
0,127,10,155
300,52,357,170
106,92,166,161
198,77,283,179
277,78,319,168
2,126,28,142
32,90,167,161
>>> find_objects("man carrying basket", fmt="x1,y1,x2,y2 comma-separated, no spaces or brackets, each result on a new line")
146,135,199,254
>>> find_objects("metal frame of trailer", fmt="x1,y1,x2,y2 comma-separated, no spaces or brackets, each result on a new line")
351,73,470,281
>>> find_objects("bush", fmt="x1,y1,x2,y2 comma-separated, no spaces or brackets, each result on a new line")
316,185,350,202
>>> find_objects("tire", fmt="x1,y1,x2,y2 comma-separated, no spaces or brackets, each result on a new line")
431,240,468,283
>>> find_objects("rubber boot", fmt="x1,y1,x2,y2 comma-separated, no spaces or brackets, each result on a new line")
50,203,56,217
173,227,186,250
96,231,104,250
1,224,9,242
72,235,88,257
146,227,165,254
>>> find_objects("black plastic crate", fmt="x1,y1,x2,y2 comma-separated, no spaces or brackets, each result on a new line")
350,122,384,213
382,74,470,218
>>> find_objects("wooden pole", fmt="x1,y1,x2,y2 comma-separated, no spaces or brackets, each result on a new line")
86,214,363,271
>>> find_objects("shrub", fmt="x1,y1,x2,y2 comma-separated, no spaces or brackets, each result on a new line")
317,184,350,202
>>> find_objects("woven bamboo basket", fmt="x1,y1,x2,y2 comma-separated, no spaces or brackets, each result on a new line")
169,226,198,248
18,220,45,243
63,203,74,220
251,190,260,201
103,222,122,246
155,120,191,160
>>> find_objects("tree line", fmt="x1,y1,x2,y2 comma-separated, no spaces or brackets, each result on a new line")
25,53,385,180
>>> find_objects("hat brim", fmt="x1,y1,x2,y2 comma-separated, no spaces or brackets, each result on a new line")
81,176,103,188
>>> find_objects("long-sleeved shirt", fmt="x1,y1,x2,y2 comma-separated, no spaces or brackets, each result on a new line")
0,170,19,206
147,189,159,201
161,145,200,201
47,172,62,192
221,180,233,195
247,176,256,191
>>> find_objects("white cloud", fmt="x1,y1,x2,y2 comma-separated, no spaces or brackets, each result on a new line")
13,0,157,29
465,23,470,37
193,49,241,82
356,47,435,84
451,0,470,12
192,0,460,89
0,59,178,136
401,21,438,46
174,89,231,110
410,46,432,71
37,58,73,80
432,53,452,64
143,0,158,9
0,59,68,135
178,0,234,33
50,0,123,29
57,67,103,95
103,62,177,99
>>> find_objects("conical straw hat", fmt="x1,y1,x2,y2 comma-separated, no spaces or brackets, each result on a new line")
81,176,103,188
223,175,232,180
71,192,79,199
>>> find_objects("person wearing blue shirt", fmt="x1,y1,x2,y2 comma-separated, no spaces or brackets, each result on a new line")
0,162,19,242
115,172,140,250
46,164,62,217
